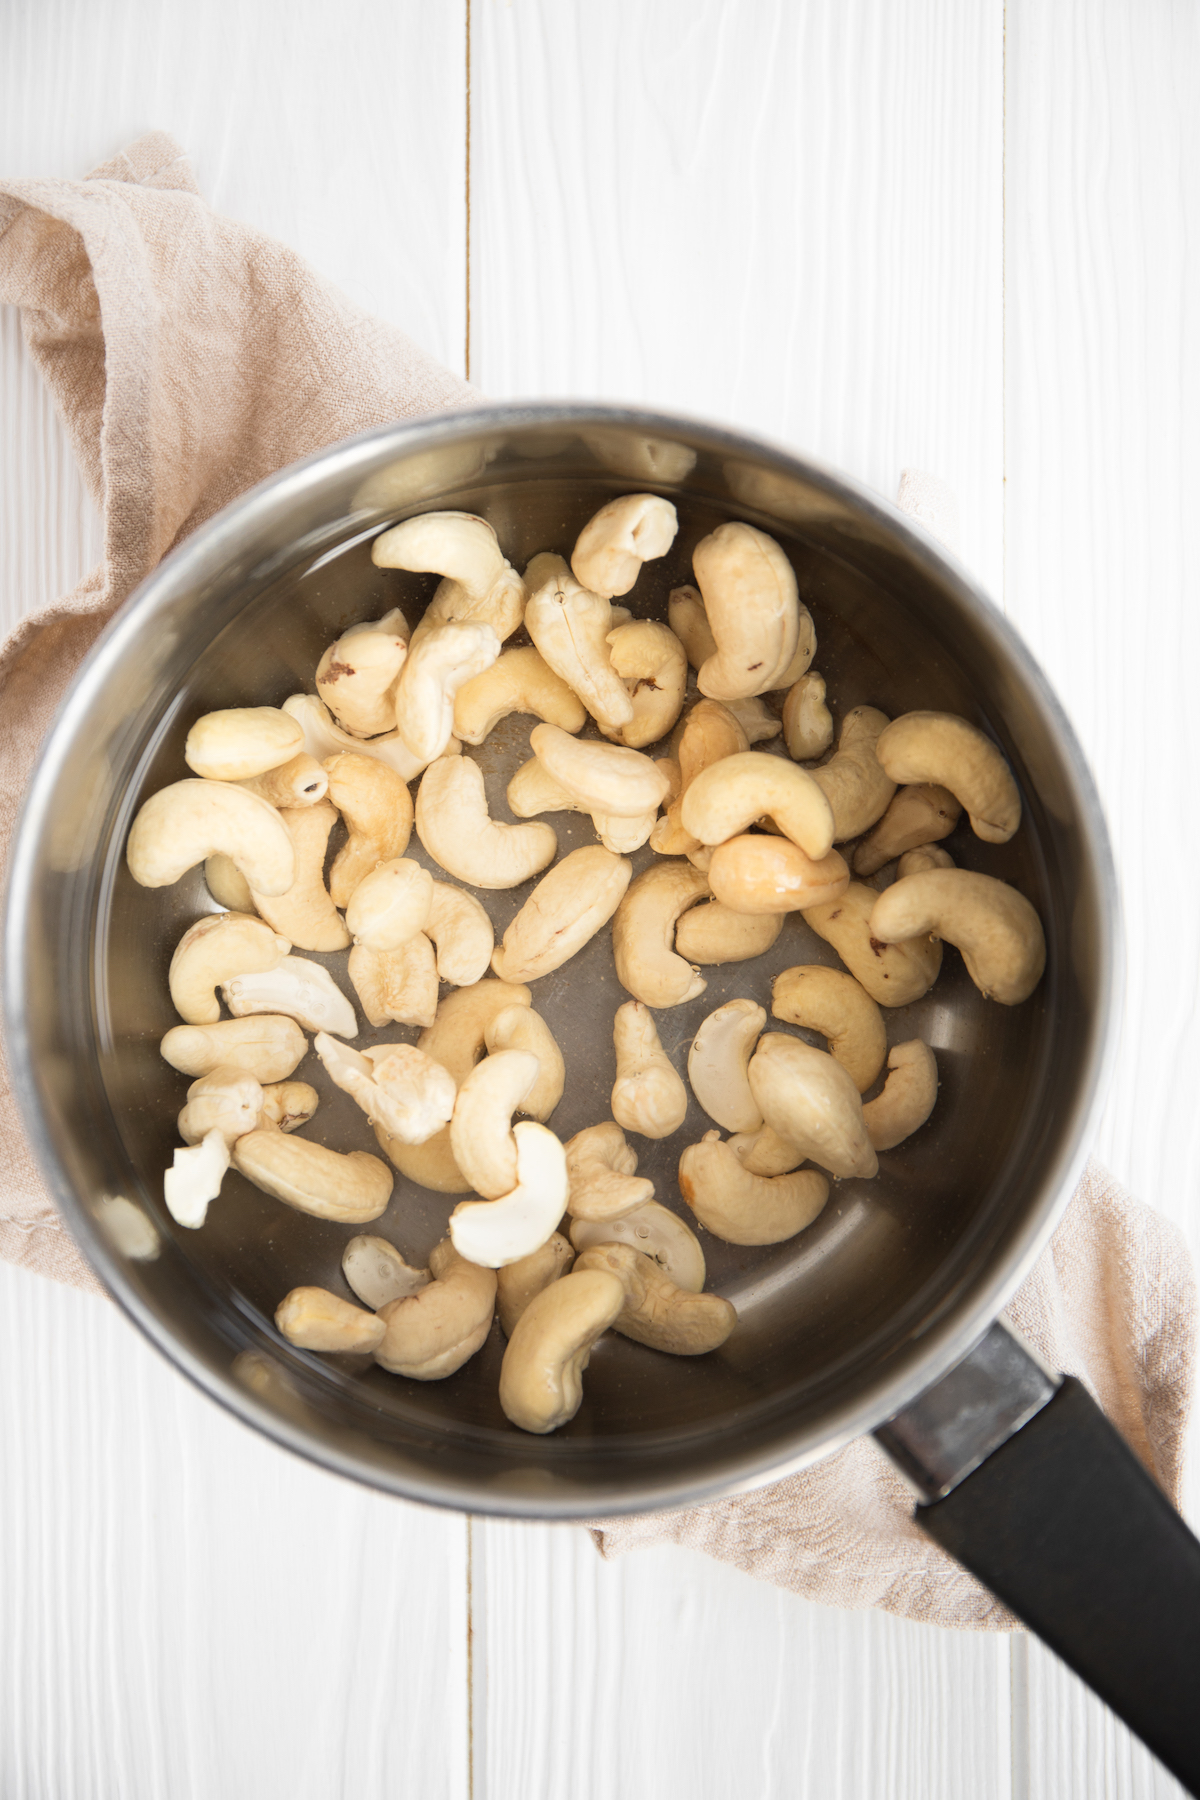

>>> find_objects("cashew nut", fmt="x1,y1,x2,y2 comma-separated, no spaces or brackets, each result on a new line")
679,1132,829,1246
498,1268,625,1433
283,692,431,782
564,1122,654,1223
345,857,432,950
725,696,786,744
168,913,289,1025
223,955,358,1037
728,1124,806,1177
492,846,633,982
250,801,350,952
453,645,586,744
674,903,782,964
693,523,812,699
160,1015,307,1083
238,754,330,809
259,1081,320,1132
449,1049,541,1198
668,585,717,670
574,1243,737,1355
875,712,1021,844
164,1129,230,1229
529,723,671,818
802,880,942,1007
783,671,834,761
450,1120,570,1267
897,844,955,878
372,512,525,644
771,965,887,1093
869,868,1045,1005
496,1234,575,1336
852,782,962,877
600,620,688,749
862,1040,939,1150
747,1034,878,1180
316,610,409,737
178,1067,263,1146
184,707,303,781
323,752,415,909
348,934,439,1028
611,1001,688,1139
680,751,835,859
390,619,500,766
416,754,557,889
570,494,678,598
569,1200,706,1292
651,698,750,856
611,861,710,1007
232,1129,392,1222
127,779,295,894
687,998,766,1133
342,1235,431,1310
315,1032,454,1144
707,836,849,915
582,431,697,485
810,707,896,841
507,757,659,855
522,553,633,732
424,881,494,986
275,1288,386,1354
484,1006,564,1121
374,1238,498,1379
204,855,257,914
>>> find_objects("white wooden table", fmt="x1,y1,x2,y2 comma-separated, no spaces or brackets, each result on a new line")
2,3,1197,1794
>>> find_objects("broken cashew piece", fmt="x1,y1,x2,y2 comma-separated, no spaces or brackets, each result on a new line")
168,912,289,1025
687,998,766,1134
316,610,409,738
250,800,350,953
450,1049,541,1198
611,1001,688,1139
315,1032,454,1144
416,754,557,889
275,1288,386,1354
862,1041,939,1151
491,846,632,982
748,1034,878,1180
372,511,525,645
522,552,634,732
771,965,887,1093
342,1236,431,1310
575,1243,737,1356
184,707,303,781
693,522,810,699
453,645,586,744
875,712,1021,844
127,779,296,894
853,782,962,877
349,935,438,1029
223,955,357,1037
679,1132,829,1246
164,1129,230,1230
810,707,896,841
232,1130,393,1222
178,1067,264,1147
783,671,834,761
725,696,785,744
570,493,678,598
497,1234,576,1337
484,1006,565,1121
674,903,782,964
374,1238,497,1380
803,880,943,1007
681,751,835,859
600,620,688,749
708,837,849,915
323,753,415,908
611,861,710,1007
345,857,433,950
449,1120,570,1268
160,1014,307,1083
499,1268,625,1434
569,1200,706,1293
869,869,1045,1005
259,1081,319,1132
564,1122,654,1223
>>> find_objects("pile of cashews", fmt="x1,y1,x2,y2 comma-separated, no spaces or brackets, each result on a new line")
128,493,1046,1436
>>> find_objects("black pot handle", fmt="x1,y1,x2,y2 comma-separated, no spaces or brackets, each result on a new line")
875,1324,1200,1795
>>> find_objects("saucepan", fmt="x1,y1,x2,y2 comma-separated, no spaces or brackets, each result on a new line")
5,405,1198,1789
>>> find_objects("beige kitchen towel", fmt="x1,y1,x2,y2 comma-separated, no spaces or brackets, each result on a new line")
0,140,1194,1632
0,133,474,1288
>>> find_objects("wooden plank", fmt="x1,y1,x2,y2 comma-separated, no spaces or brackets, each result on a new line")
469,4,1010,1795
0,1261,470,1799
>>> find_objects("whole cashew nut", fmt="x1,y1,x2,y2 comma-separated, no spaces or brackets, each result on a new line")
674,903,782,964
852,782,961,878
529,723,671,818
275,1288,386,1354
323,753,414,908
184,707,303,781
564,1121,654,1223
611,1001,688,1139
168,913,289,1025
160,1015,308,1083
809,707,896,841
498,1268,625,1433
874,712,1021,844
374,1238,498,1379
771,964,887,1093
802,880,943,1007
522,553,633,733
392,620,501,765
574,1243,737,1355
484,1006,565,1121
600,620,688,749
692,523,811,699
862,1040,939,1150
679,1132,829,1246
868,868,1046,1005
681,751,835,860
127,780,296,894
570,493,678,598
372,511,526,645
651,698,750,856
425,881,495,987
453,645,586,744
492,846,633,982
450,1049,541,1199
783,671,834,762
687,998,766,1134
747,1034,878,1180
232,1130,393,1222
449,1120,570,1267
316,611,409,738
416,754,557,889
348,935,439,1029
250,800,351,953
707,836,850,915
611,861,710,1007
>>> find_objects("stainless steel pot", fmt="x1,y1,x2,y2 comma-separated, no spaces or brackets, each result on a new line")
6,405,1198,1789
